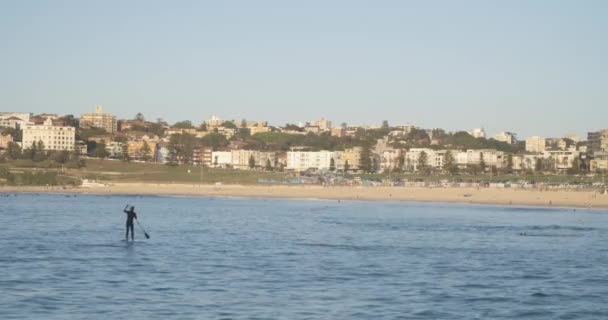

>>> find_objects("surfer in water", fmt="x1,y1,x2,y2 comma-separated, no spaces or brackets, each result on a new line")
123,205,138,241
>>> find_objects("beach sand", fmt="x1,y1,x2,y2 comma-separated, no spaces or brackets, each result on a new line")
2,183,608,209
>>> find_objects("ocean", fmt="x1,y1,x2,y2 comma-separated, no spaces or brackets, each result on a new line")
1,193,607,319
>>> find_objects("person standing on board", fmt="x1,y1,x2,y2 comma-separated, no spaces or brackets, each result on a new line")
123,205,138,241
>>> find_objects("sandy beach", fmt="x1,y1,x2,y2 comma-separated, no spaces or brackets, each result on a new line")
2,183,608,209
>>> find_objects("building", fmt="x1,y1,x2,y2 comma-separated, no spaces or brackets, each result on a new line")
469,128,486,139
0,112,31,122
286,151,335,171
311,118,332,131
249,126,272,135
22,118,75,151
105,142,125,158
0,133,14,149
544,150,581,171
494,132,516,144
405,148,445,171
340,147,362,171
205,115,224,129
80,105,117,133
165,128,198,136
466,149,505,168
525,136,546,153
590,159,608,172
587,129,608,154
127,140,156,160
331,127,345,137
0,114,30,130
75,141,88,155
211,151,233,168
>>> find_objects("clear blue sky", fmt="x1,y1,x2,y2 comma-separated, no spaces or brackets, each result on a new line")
1,0,607,138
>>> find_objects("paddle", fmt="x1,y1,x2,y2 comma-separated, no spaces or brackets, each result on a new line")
125,204,150,239
136,219,150,239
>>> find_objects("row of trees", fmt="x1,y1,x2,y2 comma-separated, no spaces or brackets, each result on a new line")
2,141,85,168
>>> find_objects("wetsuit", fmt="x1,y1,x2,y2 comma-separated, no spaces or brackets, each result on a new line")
124,209,137,241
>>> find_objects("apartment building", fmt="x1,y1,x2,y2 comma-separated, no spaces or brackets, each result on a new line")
406,148,445,171
286,151,335,171
494,132,516,144
587,129,608,154
80,105,117,133
311,118,332,131
469,128,486,139
0,112,31,129
22,118,75,151
211,151,233,167
525,136,546,153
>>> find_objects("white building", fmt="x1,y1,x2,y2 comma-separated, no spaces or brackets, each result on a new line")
0,112,31,129
286,151,335,171
405,148,445,171
494,132,516,144
205,115,224,129
525,136,546,153
22,118,75,151
105,142,125,158
466,149,505,168
544,150,580,171
469,128,486,139
211,151,233,167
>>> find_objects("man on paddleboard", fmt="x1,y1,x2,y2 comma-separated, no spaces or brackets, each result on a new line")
123,205,138,241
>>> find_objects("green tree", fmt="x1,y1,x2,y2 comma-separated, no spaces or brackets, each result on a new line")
394,152,405,173
63,114,79,127
50,151,70,164
535,158,543,172
443,150,458,175
359,145,372,173
2,127,22,141
27,141,38,160
381,120,389,130
93,141,109,159
344,160,350,173
121,143,130,162
248,155,256,169
135,113,145,121
241,119,247,128
372,157,380,173
479,152,486,173
140,141,152,161
568,157,581,175
329,157,336,172
199,133,228,149
265,159,272,171
6,142,22,159
173,121,194,129
417,151,430,175
222,121,237,129
506,154,513,172
168,133,197,164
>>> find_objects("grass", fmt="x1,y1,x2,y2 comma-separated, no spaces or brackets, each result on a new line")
69,159,290,184
2,158,604,185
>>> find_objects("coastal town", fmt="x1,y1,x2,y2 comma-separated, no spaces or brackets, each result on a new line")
1,106,607,178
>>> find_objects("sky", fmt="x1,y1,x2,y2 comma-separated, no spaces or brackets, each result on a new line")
1,0,607,138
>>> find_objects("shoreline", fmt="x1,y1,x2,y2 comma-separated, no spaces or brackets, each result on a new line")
2,183,608,209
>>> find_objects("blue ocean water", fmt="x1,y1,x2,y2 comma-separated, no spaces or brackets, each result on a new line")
1,193,608,319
